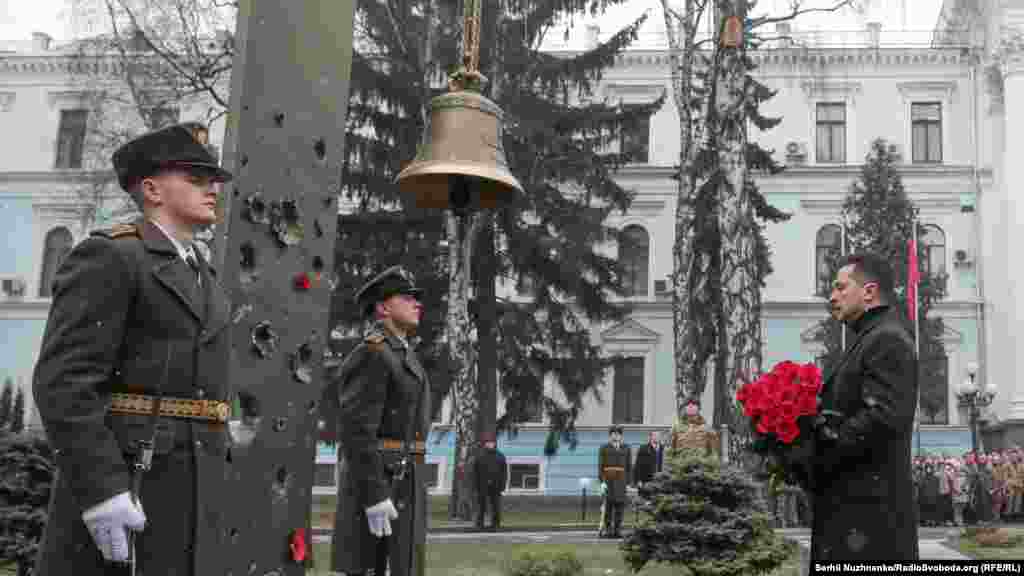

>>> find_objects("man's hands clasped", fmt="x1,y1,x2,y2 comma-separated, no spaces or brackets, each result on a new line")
81,491,147,563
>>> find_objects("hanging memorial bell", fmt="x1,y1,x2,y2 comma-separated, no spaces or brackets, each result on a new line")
395,89,523,211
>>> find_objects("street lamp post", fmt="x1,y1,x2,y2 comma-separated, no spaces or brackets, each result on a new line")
579,477,590,523
955,361,997,522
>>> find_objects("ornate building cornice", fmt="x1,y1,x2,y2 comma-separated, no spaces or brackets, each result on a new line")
606,48,971,69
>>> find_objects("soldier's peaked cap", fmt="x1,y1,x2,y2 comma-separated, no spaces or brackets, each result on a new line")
112,122,233,193
355,266,423,316
609,425,624,434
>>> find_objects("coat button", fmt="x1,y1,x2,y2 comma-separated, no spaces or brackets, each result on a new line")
195,440,203,449
196,389,206,399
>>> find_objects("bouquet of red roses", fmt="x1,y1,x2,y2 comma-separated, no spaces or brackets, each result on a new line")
735,360,823,492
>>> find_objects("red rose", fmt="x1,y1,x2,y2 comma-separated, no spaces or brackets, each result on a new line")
798,363,823,393
776,419,800,444
756,411,778,435
779,400,799,422
797,392,818,416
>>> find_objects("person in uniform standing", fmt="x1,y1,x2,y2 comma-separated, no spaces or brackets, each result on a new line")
32,123,234,575
633,431,663,487
811,253,918,561
598,425,631,539
473,432,508,531
329,266,431,576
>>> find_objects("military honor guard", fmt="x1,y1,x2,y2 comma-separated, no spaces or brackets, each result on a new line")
633,431,663,487
598,425,632,539
32,123,234,574
329,266,431,576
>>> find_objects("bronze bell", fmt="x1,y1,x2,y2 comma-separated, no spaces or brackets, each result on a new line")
395,90,523,211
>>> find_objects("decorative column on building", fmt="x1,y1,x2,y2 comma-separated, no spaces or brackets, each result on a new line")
999,51,1024,422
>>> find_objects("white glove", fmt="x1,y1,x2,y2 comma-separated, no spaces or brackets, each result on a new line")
601,481,608,496
81,492,147,563
365,498,399,538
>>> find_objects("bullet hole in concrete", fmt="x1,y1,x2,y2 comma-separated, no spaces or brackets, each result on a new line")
323,195,333,207
314,137,326,161
251,321,279,358
229,527,240,544
248,560,257,574
273,111,284,127
271,199,304,246
307,400,317,415
313,218,323,238
233,187,240,198
244,193,270,225
232,303,253,325
243,104,249,112
312,256,324,273
290,336,316,384
241,155,249,167
271,466,292,500
273,416,287,432
239,243,259,288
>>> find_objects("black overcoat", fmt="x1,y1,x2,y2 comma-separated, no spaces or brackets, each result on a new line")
634,443,660,484
474,448,508,494
331,329,431,576
32,219,233,575
811,306,919,562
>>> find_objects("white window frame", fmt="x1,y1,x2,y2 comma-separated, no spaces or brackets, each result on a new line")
504,457,545,494
897,82,956,166
801,80,861,165
32,191,88,301
601,319,660,426
616,219,654,302
426,454,446,494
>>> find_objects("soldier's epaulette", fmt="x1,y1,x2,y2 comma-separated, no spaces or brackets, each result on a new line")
365,332,387,352
90,223,140,240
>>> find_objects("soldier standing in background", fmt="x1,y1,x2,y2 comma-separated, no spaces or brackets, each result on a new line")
598,425,631,539
32,124,234,575
329,266,430,576
633,431,663,487
473,432,508,531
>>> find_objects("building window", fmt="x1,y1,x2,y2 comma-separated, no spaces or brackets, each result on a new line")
55,109,88,169
508,463,540,490
612,356,644,424
313,463,336,487
815,103,846,163
620,106,650,164
920,224,946,278
39,227,73,298
919,353,949,425
911,103,942,163
620,225,649,298
146,106,180,129
815,224,843,297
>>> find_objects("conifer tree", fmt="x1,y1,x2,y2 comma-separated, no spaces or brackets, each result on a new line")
0,380,12,433
10,390,25,435
0,432,57,576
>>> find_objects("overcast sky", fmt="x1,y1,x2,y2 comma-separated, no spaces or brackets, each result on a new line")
0,0,943,45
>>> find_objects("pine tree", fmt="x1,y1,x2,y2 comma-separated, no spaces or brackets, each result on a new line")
10,390,25,435
810,139,948,425
0,380,12,433
621,451,793,575
0,432,56,575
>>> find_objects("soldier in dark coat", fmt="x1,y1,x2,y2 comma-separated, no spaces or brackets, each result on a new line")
474,432,508,531
32,123,234,575
329,266,431,576
633,431,662,486
598,425,631,538
812,253,919,561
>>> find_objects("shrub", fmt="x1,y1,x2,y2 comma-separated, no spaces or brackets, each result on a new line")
0,431,56,576
504,549,583,576
970,528,1023,548
620,451,792,576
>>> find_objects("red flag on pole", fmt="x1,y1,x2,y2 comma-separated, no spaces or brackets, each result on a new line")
907,234,920,322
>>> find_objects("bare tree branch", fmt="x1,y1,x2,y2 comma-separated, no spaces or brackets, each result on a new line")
748,0,856,29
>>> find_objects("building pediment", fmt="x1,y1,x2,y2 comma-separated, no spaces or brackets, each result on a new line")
601,318,660,343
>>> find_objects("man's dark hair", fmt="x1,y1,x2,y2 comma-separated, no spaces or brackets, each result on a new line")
841,253,894,300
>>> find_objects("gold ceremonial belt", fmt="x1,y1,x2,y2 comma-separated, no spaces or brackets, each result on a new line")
378,439,427,454
603,466,625,471
109,393,230,423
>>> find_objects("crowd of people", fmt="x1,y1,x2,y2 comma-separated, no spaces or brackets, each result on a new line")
765,448,1024,529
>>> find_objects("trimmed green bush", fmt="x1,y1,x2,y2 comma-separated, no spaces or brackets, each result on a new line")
504,549,583,576
0,431,56,576
621,452,791,576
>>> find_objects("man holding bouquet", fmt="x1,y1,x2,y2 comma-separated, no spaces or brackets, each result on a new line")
812,253,919,561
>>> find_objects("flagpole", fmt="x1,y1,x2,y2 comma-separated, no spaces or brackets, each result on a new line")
913,218,922,457
841,217,847,350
